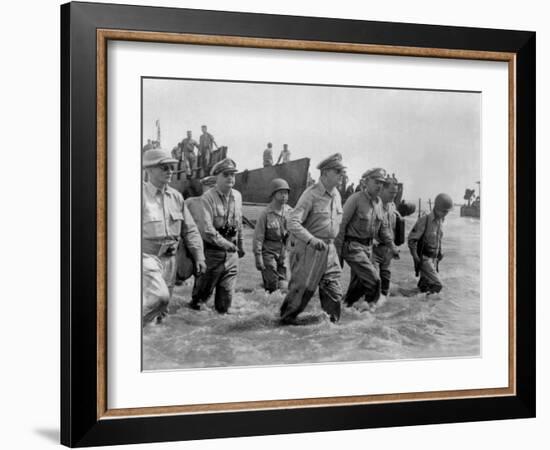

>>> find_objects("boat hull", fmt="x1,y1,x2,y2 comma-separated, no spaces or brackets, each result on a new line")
234,158,310,207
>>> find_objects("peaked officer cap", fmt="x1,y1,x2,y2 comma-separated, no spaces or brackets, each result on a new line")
200,175,217,187
362,167,387,181
211,158,238,176
316,153,346,171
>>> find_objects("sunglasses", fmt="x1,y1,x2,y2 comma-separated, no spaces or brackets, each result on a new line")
157,164,175,172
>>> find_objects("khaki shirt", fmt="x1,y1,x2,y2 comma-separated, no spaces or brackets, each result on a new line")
263,148,273,166
142,181,204,262
199,132,216,152
335,191,394,251
277,149,291,164
180,137,198,155
408,211,443,256
288,181,343,243
253,203,293,257
198,187,243,249
382,201,400,240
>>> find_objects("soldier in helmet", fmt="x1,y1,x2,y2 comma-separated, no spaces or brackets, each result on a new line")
253,178,293,293
279,153,345,324
142,149,206,325
408,193,453,294
190,158,244,313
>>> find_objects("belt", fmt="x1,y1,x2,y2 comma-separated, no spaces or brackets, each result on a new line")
205,240,237,251
142,238,179,257
422,248,438,258
345,236,373,246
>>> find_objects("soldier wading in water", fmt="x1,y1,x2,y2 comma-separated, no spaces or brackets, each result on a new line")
190,158,245,313
253,178,292,293
279,153,345,324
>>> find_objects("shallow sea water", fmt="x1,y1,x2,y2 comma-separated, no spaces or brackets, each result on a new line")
143,209,480,370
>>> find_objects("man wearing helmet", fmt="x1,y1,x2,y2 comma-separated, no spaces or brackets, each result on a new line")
408,193,453,294
253,178,293,293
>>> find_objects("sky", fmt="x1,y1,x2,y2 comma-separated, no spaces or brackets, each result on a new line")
143,78,481,204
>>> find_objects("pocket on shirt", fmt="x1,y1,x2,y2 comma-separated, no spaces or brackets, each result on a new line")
312,204,330,215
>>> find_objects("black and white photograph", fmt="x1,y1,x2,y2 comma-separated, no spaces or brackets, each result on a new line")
141,77,481,371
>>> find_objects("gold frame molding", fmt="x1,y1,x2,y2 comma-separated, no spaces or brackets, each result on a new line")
96,29,516,420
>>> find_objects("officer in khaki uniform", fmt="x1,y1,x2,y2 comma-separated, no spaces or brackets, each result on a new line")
253,178,293,293
191,158,244,313
371,175,402,297
279,153,345,324
142,149,206,325
408,193,453,294
335,168,398,310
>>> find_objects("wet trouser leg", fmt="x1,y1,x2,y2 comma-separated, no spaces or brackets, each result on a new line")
192,248,238,312
343,241,380,306
142,253,176,324
418,256,442,293
372,244,393,296
214,251,238,313
318,244,342,321
280,241,341,322
261,251,280,293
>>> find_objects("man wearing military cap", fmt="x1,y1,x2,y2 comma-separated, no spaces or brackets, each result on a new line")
408,193,453,294
371,174,403,300
142,149,206,325
253,178,293,293
190,158,244,313
279,153,345,323
335,167,399,311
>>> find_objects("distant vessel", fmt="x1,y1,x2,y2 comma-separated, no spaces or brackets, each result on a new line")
460,182,480,218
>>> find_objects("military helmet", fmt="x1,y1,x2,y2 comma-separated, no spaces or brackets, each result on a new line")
434,193,453,211
270,178,290,196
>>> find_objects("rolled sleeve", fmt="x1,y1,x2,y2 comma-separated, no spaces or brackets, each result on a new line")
287,194,314,244
408,215,427,254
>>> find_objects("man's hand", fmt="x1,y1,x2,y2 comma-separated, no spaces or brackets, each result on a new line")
309,237,327,251
238,248,245,259
194,260,207,276
437,252,444,262
255,258,265,271
224,241,237,252
392,247,400,259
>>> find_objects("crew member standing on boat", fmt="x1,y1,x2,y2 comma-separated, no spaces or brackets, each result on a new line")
371,174,402,298
408,193,453,294
142,149,206,325
279,153,345,324
198,125,218,174
179,130,199,177
335,168,399,310
276,143,291,164
253,178,293,293
190,158,244,313
263,142,274,167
